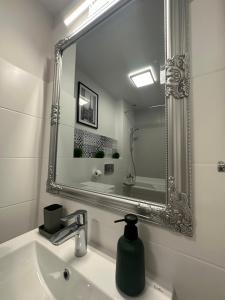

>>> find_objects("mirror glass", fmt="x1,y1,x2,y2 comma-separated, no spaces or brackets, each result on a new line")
56,0,166,205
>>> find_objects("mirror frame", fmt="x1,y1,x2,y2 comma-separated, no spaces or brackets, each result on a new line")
47,0,192,236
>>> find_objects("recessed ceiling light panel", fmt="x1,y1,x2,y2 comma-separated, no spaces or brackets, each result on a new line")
129,67,155,88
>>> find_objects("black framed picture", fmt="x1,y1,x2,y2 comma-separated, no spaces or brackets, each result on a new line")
77,81,98,129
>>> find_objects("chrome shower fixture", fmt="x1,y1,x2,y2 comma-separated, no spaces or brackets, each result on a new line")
148,104,165,109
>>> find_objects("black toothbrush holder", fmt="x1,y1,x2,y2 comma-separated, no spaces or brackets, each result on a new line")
44,204,63,234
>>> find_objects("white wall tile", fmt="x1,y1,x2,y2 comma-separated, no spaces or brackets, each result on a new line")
0,108,43,158
0,58,45,118
192,164,225,268
0,0,52,244
145,241,225,300
191,0,225,77
192,70,225,164
0,200,37,243
0,0,53,80
0,158,40,208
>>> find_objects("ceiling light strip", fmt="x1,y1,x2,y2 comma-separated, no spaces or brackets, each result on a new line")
64,0,121,27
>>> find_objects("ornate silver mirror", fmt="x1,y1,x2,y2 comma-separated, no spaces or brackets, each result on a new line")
47,0,192,236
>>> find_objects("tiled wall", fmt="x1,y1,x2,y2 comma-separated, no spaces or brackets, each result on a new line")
37,1,225,299
0,0,52,242
74,128,117,158
0,0,217,298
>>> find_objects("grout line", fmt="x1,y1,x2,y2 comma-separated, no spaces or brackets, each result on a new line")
0,105,44,120
147,239,225,273
192,66,225,80
0,199,36,210
0,156,43,159
193,163,218,167
0,157,41,160
0,56,53,84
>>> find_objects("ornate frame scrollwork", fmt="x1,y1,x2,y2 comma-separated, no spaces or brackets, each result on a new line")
166,54,190,99
161,177,192,235
51,104,60,126
47,0,193,237
47,165,62,193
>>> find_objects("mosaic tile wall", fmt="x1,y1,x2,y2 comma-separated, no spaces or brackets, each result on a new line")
74,128,117,158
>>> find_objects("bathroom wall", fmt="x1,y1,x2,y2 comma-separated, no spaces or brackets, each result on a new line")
57,45,132,189
37,0,225,299
59,43,120,138
134,108,165,179
0,0,53,242
75,68,120,139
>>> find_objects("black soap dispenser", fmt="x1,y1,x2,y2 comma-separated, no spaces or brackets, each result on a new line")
114,214,145,296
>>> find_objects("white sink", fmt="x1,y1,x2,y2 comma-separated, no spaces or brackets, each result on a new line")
0,230,173,300
0,241,111,300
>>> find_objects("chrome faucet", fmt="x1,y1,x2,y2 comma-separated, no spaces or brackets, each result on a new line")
50,210,87,257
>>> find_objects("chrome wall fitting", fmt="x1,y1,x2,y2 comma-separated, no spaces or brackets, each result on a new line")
218,161,225,172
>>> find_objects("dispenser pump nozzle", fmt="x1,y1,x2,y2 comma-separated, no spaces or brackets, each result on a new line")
114,214,138,240
114,214,138,224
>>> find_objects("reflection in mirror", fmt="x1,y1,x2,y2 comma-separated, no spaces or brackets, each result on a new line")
56,0,166,205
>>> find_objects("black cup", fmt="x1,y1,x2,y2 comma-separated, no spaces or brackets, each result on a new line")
44,204,63,234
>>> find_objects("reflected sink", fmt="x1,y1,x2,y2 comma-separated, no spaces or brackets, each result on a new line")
0,230,173,300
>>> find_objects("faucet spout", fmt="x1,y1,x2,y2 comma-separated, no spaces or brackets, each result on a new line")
50,210,88,257
75,226,87,257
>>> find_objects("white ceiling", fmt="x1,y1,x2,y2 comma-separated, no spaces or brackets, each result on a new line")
38,0,75,16
75,0,165,108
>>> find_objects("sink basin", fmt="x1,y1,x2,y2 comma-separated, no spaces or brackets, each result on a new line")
0,230,173,300
0,241,111,300
37,242,112,300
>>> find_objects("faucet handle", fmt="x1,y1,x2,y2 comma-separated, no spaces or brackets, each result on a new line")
61,210,87,225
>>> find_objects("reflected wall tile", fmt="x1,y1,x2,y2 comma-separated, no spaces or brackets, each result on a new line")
60,90,75,127
57,124,74,158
